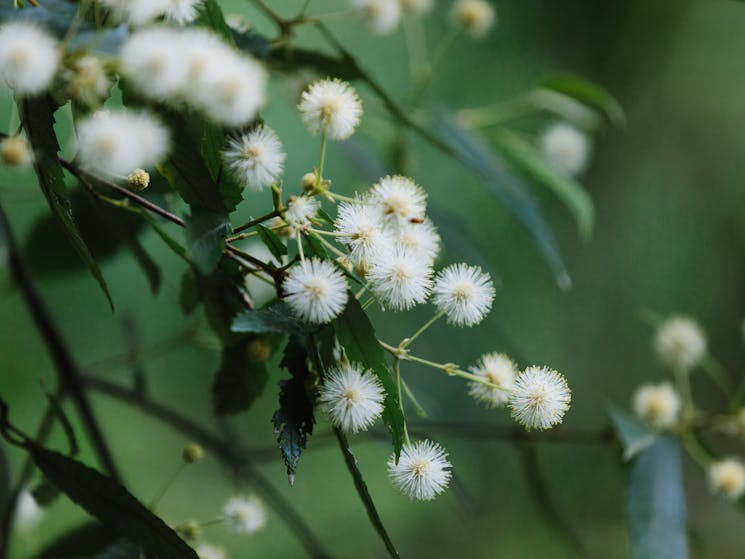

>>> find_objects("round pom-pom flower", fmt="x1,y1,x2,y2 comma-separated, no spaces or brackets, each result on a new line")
284,195,320,235
509,366,571,430
283,258,349,324
540,123,592,176
709,458,745,501
468,353,516,408
369,175,427,227
632,382,681,430
222,495,267,534
394,219,441,264
318,363,385,433
368,247,433,310
352,0,402,35
298,79,363,141
387,440,452,501
654,315,707,372
450,0,496,39
432,263,495,326
0,22,59,96
223,126,286,191
334,200,390,266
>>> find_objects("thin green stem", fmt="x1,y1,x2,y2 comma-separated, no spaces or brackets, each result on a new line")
401,311,445,349
149,462,186,510
326,191,357,203
394,360,411,446
233,209,280,234
681,431,712,468
317,131,328,181
297,232,307,265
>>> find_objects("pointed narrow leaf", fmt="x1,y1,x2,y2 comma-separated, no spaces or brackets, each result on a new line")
608,405,658,461
231,303,306,335
257,224,287,262
537,74,625,127
185,209,229,274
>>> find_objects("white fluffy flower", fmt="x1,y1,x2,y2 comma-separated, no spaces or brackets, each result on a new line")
540,123,592,176
179,28,228,84
334,200,390,265
468,352,516,408
224,126,286,191
196,543,227,559
352,0,402,35
432,263,495,326
709,458,745,501
283,258,349,323
0,22,59,95
370,175,427,227
15,490,43,532
509,366,571,430
66,56,110,105
387,440,452,501
368,247,433,310
100,0,171,25
450,0,495,38
298,79,363,141
284,195,320,235
654,315,707,372
76,110,170,176
395,219,440,263
632,382,680,430
401,0,434,15
222,495,267,534
165,0,205,24
318,363,385,433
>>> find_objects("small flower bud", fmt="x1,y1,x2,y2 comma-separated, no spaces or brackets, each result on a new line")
247,338,272,362
182,443,204,464
301,172,317,191
0,136,32,167
177,520,201,540
127,168,150,191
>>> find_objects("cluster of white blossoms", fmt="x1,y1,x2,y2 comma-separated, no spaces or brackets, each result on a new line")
120,27,267,127
540,122,592,177
632,382,681,430
100,0,205,26
222,495,267,535
708,458,745,501
654,315,707,372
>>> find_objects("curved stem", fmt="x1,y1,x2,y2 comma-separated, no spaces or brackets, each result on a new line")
400,311,445,349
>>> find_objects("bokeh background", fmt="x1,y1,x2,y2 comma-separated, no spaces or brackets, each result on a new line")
2,0,745,557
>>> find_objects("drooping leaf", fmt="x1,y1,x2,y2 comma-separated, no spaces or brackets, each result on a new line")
21,96,113,308
626,437,688,559
333,295,405,459
537,74,625,127
490,128,594,239
231,302,306,335
25,444,198,559
185,209,229,274
212,341,270,415
273,336,315,482
257,224,288,263
608,405,658,461
31,479,60,507
33,522,116,559
96,538,143,559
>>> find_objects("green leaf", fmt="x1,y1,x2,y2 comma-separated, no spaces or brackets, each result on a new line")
439,112,571,289
25,444,198,559
179,269,199,315
194,257,251,345
142,214,190,263
231,303,306,335
97,538,143,559
31,479,60,507
21,96,113,308
333,295,405,459
537,74,625,127
626,437,688,559
257,224,288,263
185,209,229,274
608,406,658,461
490,128,594,239
197,0,234,42
273,336,315,483
33,523,116,559
212,341,270,415
0,443,9,524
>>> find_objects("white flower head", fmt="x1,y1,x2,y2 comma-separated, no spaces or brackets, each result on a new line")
654,315,707,372
76,110,170,177
318,363,385,433
334,200,390,265
352,0,402,35
222,495,267,534
509,366,571,430
285,195,320,235
178,28,228,85
450,0,496,39
1,135,33,167
15,489,43,532
100,0,171,25
540,122,592,176
632,382,681,430
709,458,745,501
224,126,286,191
283,258,349,323
387,440,452,501
66,56,110,106
0,22,59,96
401,0,434,15
468,352,516,408
196,543,227,559
165,0,205,24
369,175,427,227
395,219,440,263
368,247,433,311
432,263,495,326
298,79,363,141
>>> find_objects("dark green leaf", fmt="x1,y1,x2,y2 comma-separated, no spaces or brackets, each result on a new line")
627,437,688,559
21,96,113,308
142,214,190,263
212,341,270,415
608,405,657,461
537,74,625,127
490,128,594,239
41,388,78,456
195,257,251,345
185,209,229,274
333,296,405,459
179,269,199,314
97,538,143,559
273,337,315,482
33,523,116,559
25,444,198,559
31,479,60,507
231,302,306,335
0,442,9,524
257,224,288,263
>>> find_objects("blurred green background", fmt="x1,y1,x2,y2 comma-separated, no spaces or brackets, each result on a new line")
2,0,745,557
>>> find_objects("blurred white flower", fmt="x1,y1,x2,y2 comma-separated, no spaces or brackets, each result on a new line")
388,440,452,500
368,247,433,310
165,0,205,24
468,352,516,408
224,126,286,191
0,22,59,95
283,258,349,323
432,263,495,326
100,0,171,25
632,382,680,430
66,56,110,106
509,366,571,430
709,458,745,501
0,136,33,168
196,543,227,559
352,0,402,35
15,489,42,532
318,363,385,433
540,122,592,176
369,175,427,227
223,495,267,534
450,0,495,39
298,79,363,141
285,195,320,235
654,315,706,372
394,219,440,264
